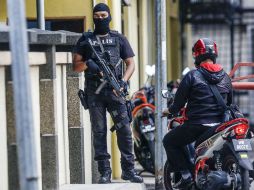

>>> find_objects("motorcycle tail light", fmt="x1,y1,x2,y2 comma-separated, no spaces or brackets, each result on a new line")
195,157,209,179
143,119,150,125
233,123,249,138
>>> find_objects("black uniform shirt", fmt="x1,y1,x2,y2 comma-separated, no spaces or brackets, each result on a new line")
74,31,135,61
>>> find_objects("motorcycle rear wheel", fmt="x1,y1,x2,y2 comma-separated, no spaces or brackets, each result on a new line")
164,161,184,190
147,140,155,165
134,143,155,174
223,155,250,190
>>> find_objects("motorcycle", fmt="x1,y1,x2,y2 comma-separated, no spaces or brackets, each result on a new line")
131,66,190,174
131,65,156,174
162,90,253,190
131,65,183,174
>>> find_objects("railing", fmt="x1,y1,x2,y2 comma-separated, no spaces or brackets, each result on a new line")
189,0,240,6
229,62,254,90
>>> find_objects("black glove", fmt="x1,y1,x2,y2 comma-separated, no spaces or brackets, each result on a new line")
119,79,128,94
86,59,101,74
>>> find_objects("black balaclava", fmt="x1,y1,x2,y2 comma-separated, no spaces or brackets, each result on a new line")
93,3,111,35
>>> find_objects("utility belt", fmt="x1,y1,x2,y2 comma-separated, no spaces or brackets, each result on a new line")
78,80,106,110
86,79,113,91
86,79,101,89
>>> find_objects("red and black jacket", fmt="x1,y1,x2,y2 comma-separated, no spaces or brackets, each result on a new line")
169,62,233,125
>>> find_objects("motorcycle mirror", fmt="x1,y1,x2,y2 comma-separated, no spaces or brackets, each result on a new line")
161,89,171,98
145,64,155,76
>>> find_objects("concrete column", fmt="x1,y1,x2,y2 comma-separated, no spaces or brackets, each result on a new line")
66,60,92,184
40,45,59,190
66,68,84,184
68,127,85,184
110,0,122,31
5,73,19,189
138,0,149,86
41,135,58,190
109,0,122,180
147,0,156,67
123,0,140,94
8,144,19,190
0,66,8,190
3,51,46,190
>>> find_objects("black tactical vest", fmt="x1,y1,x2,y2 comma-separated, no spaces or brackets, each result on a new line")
82,31,123,86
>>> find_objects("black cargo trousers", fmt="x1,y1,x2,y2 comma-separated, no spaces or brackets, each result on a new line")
163,122,210,172
87,87,134,174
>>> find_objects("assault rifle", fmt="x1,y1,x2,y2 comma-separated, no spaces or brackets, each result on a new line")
87,38,128,99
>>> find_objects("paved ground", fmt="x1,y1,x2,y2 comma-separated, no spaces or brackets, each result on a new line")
60,161,254,190
136,163,155,190
138,164,254,190
61,183,146,190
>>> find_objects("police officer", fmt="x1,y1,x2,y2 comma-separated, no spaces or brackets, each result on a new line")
72,3,143,184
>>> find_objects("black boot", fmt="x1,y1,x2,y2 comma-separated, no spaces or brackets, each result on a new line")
172,170,192,189
98,170,112,184
121,169,143,183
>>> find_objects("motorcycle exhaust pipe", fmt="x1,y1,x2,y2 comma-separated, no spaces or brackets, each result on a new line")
198,171,237,190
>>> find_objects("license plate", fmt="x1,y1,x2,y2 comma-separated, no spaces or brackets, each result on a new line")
141,125,155,133
232,139,252,151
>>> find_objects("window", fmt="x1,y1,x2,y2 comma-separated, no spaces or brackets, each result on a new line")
27,18,85,33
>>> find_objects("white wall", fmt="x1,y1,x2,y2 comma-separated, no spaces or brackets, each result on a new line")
56,53,71,186
0,51,46,190
0,66,8,190
29,66,42,190
80,74,92,184
243,0,254,8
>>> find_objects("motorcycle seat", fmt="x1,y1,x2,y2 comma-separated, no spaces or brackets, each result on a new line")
194,125,220,148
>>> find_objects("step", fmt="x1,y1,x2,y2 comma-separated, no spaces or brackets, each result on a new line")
60,183,146,190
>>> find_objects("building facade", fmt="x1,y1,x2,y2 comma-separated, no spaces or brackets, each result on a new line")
180,0,254,125
0,0,181,190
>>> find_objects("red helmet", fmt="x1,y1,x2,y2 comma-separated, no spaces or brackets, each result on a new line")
192,38,218,65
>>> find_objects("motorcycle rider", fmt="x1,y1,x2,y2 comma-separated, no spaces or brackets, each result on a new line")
162,38,233,188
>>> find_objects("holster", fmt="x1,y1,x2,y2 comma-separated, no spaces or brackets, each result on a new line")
126,100,134,123
78,88,89,110
110,99,133,133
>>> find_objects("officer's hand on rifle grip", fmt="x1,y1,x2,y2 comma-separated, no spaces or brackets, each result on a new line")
86,59,101,74
119,79,128,93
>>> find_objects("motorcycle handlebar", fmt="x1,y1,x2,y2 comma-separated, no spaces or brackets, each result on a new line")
161,113,174,119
